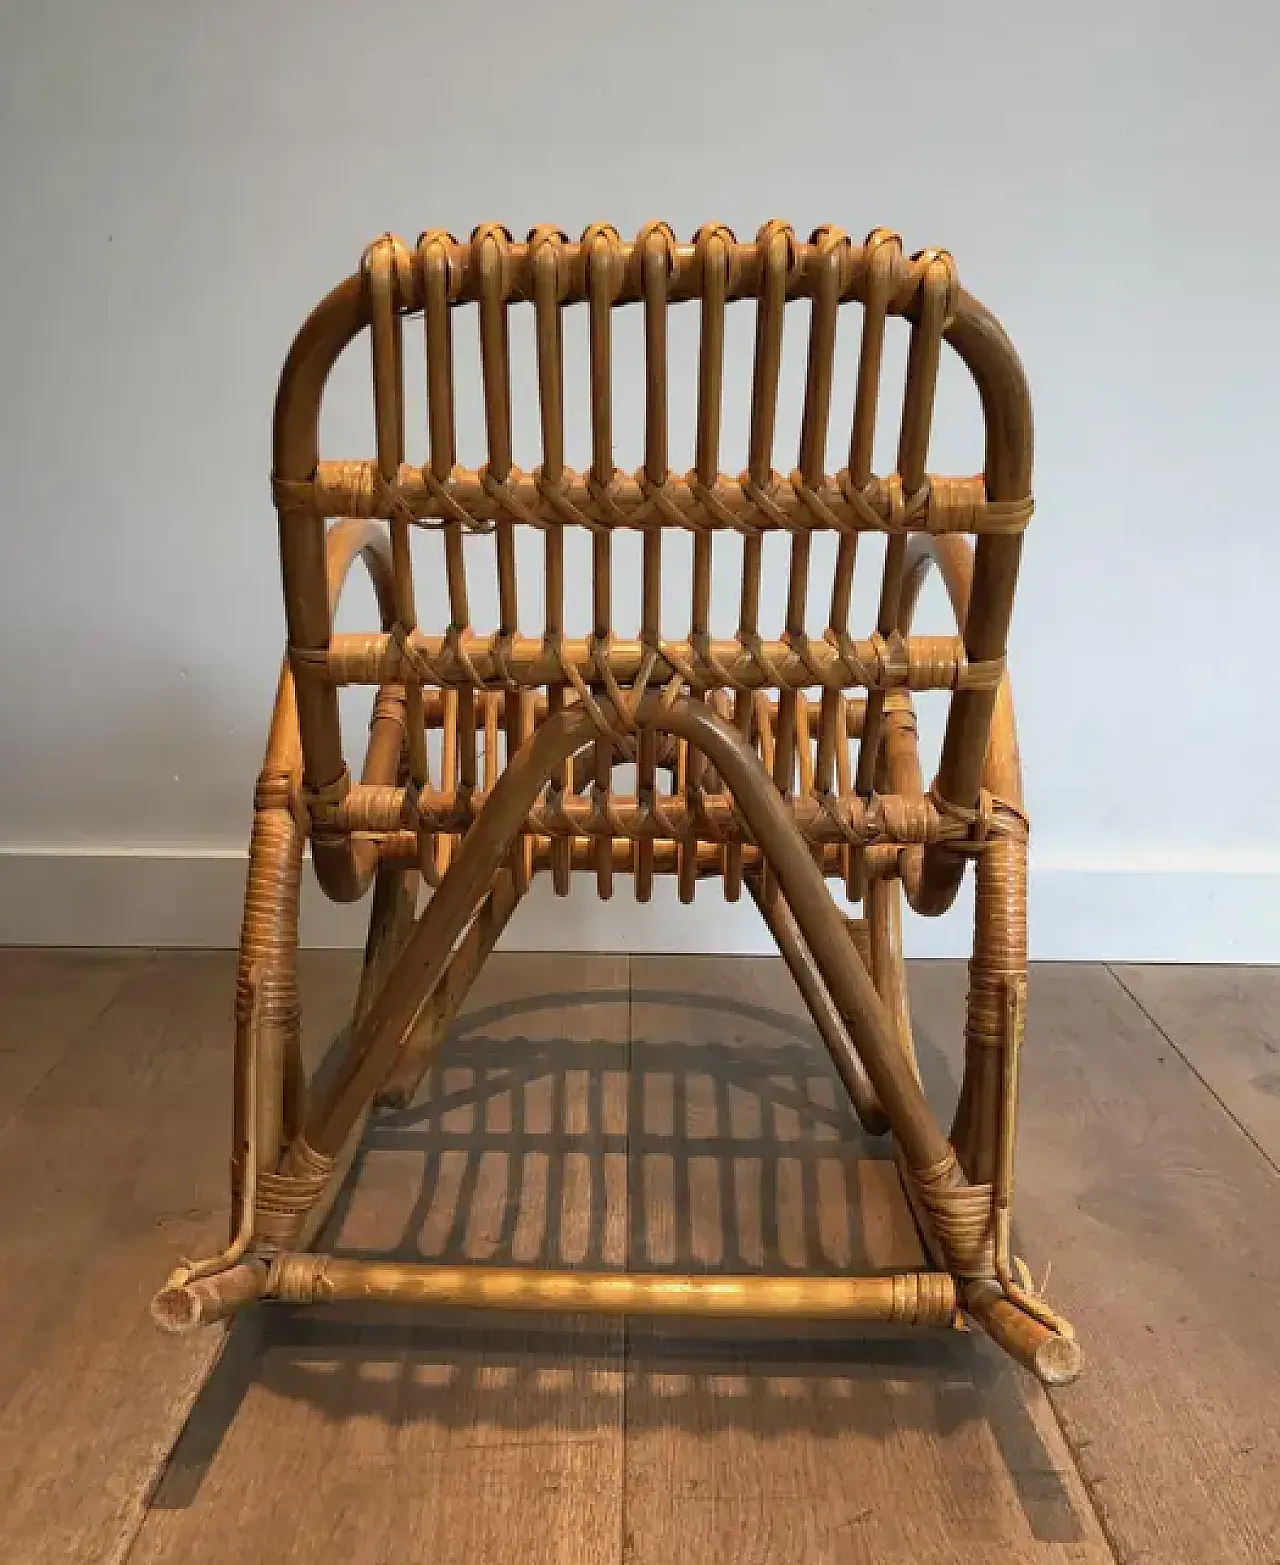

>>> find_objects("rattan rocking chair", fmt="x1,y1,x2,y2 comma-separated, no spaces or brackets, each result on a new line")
152,221,1080,1386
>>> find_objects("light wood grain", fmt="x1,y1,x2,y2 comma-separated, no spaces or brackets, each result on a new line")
8,951,1278,1564
0,949,358,1565
910,960,1280,1565
1112,964,1280,1170
131,953,628,1565
0,954,244,1565
0,948,139,1131
624,956,1110,1565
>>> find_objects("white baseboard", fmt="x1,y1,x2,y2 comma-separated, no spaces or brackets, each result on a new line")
0,848,1275,961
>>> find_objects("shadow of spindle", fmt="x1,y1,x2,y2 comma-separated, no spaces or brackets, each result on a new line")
153,980,1083,1545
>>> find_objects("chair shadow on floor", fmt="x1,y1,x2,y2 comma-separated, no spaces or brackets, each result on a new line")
152,983,1087,1546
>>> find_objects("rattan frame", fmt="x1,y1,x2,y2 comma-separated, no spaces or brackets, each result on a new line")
153,221,1079,1386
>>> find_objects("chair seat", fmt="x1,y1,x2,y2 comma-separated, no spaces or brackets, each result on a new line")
328,684,947,895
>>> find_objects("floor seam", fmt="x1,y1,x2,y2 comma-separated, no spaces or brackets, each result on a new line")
1017,970,1128,1565
116,1328,235,1565
620,951,632,1565
1106,965,1280,1180
0,961,142,1149
1038,1377,1126,1565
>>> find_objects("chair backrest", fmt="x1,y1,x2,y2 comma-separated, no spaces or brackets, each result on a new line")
270,222,1033,829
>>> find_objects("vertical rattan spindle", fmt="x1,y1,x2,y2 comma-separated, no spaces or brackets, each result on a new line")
530,227,571,896
474,225,529,896
787,225,846,846
419,232,473,885
857,246,952,811
364,236,432,876
584,224,622,900
635,222,674,904
420,233,478,815
731,220,792,902
683,224,733,905
831,229,897,899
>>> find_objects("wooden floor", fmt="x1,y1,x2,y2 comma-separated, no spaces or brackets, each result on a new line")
0,951,1276,1565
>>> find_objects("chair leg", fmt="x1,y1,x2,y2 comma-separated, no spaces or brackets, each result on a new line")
952,834,1025,1184
867,876,920,1083
916,831,1081,1382
289,857,423,1251
234,800,305,1194
354,859,422,1024
746,872,888,1135
151,784,305,1329
377,867,523,1109
152,817,420,1330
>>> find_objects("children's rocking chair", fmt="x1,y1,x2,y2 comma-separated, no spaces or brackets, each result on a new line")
153,221,1080,1386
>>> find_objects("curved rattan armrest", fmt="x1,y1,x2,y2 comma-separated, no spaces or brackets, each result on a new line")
262,518,402,903
903,535,1022,810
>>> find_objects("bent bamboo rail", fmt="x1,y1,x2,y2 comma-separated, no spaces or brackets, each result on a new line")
295,694,953,1173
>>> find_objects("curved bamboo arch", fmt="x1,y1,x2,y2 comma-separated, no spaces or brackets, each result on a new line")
901,533,1022,810
296,692,957,1179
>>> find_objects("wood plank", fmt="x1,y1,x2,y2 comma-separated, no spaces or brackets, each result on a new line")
0,948,140,1132
132,953,628,1565
1112,964,1280,1170
626,955,1110,1565
0,948,359,1565
909,960,1280,1565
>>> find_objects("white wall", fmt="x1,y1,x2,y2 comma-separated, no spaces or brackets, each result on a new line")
1,0,1278,958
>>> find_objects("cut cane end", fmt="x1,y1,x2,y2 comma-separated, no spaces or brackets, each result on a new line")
151,1285,203,1334
1034,1332,1083,1386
